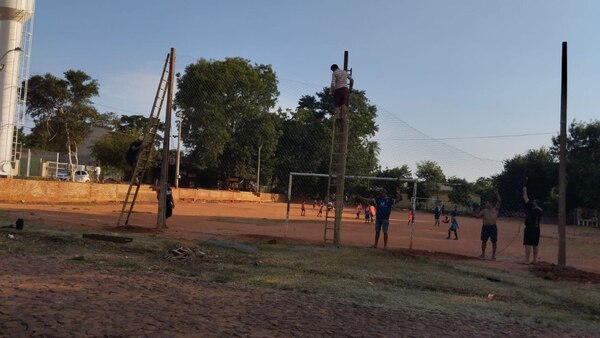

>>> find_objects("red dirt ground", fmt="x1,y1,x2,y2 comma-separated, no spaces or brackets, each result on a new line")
1,201,599,336
3,200,599,276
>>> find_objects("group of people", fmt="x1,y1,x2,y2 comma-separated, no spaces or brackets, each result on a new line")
355,202,376,223
473,185,542,263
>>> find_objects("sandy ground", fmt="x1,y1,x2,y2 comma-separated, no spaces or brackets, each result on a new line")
2,200,599,274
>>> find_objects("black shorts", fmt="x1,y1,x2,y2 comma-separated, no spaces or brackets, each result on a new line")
333,87,349,108
523,226,540,246
481,224,497,243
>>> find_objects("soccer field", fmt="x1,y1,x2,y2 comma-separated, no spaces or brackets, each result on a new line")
2,201,599,273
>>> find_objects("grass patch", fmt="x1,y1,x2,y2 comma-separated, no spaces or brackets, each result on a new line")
0,222,599,334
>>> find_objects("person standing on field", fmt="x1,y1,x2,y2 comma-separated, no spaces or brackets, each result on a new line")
523,186,542,264
356,202,363,219
475,191,501,260
357,188,400,249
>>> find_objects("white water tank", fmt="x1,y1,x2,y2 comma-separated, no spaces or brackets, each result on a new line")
0,0,35,176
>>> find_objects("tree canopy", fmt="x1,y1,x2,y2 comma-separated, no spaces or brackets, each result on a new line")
494,148,557,212
552,120,600,211
175,57,280,180
415,160,446,198
26,70,100,154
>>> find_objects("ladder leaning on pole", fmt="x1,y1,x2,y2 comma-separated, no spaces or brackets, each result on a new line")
323,110,350,245
116,53,171,227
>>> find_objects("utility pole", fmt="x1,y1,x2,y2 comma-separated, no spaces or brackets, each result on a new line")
175,111,182,189
558,42,567,266
157,48,175,229
333,51,350,245
256,144,262,194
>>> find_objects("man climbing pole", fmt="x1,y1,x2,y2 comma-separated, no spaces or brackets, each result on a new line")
330,64,353,119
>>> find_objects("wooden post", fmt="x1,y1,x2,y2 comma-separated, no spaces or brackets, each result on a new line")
333,51,350,246
558,42,567,266
157,48,175,229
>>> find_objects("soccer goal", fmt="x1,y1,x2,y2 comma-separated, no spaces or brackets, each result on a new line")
284,172,419,248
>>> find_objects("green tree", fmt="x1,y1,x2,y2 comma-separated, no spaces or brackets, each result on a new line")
274,87,380,195
26,70,100,175
494,148,557,212
447,176,473,207
552,120,600,211
175,58,280,181
90,132,137,172
375,165,412,199
473,176,494,195
90,113,167,179
415,160,446,198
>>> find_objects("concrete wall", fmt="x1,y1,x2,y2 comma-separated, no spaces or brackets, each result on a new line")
0,178,284,204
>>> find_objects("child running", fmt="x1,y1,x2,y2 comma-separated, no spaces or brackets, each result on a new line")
446,211,459,240
317,202,324,217
364,204,370,223
356,202,363,219
301,200,306,216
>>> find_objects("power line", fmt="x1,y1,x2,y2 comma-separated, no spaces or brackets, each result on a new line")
376,107,503,163
375,131,555,141
93,102,141,115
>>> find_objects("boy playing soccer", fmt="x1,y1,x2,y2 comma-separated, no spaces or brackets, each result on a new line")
446,211,459,240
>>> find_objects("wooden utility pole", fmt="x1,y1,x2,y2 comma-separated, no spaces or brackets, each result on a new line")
558,42,567,265
157,48,176,229
332,51,350,245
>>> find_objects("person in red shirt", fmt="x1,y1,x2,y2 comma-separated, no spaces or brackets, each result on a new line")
317,202,324,217
301,200,306,216
356,202,363,219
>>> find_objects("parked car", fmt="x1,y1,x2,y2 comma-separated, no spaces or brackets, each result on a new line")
74,170,91,183
57,170,91,183
56,171,70,181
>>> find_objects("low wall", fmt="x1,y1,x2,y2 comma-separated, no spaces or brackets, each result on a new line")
0,178,283,204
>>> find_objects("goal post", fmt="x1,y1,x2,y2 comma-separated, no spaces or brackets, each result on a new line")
285,172,418,247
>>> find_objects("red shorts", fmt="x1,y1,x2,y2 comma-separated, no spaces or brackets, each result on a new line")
333,87,349,108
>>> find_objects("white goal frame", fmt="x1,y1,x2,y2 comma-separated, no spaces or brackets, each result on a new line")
285,172,419,248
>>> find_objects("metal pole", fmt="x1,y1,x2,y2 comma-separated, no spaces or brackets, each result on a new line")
256,144,262,194
175,112,182,189
410,180,417,249
285,173,293,236
157,48,175,229
343,51,348,71
26,148,30,177
55,152,59,178
558,42,568,266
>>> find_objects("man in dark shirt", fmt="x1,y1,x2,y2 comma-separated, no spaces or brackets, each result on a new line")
126,137,144,169
523,186,542,264
358,188,398,249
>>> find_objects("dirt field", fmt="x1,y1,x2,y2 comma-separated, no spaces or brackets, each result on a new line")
2,201,599,274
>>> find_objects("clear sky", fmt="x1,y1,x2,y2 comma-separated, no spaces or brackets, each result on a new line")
28,0,600,181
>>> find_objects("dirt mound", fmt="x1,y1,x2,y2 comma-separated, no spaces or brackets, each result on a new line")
530,262,600,284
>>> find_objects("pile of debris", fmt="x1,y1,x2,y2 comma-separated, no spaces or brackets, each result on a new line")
166,246,206,260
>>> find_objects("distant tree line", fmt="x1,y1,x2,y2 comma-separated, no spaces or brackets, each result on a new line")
23,61,600,216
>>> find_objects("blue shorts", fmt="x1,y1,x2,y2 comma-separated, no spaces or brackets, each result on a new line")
481,224,498,243
375,219,389,233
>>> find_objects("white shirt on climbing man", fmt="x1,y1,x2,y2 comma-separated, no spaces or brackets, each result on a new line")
331,68,352,91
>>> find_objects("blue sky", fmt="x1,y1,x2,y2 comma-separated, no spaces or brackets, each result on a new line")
28,1,600,180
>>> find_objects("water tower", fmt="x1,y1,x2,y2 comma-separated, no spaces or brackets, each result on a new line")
0,0,35,176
